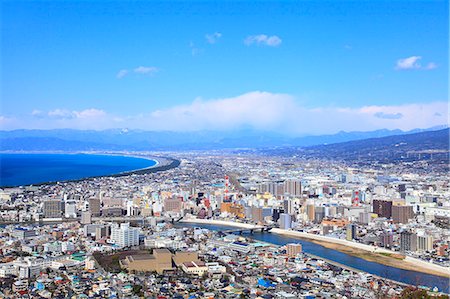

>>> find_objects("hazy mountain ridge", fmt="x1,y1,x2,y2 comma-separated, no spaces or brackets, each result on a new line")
0,126,447,151
261,128,449,167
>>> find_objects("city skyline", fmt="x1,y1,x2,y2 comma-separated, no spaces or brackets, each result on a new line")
1,1,448,134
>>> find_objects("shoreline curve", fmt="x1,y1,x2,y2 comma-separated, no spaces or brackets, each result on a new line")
0,152,180,188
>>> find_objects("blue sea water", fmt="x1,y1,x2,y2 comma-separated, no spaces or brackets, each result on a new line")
0,153,156,187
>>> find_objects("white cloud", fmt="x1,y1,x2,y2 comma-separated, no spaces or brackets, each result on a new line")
425,62,438,70
73,108,106,119
31,110,44,117
48,109,73,119
116,69,129,79
125,94,448,134
244,34,282,47
2,93,448,134
395,56,437,70
205,32,222,44
133,66,159,75
144,91,296,131
117,66,158,79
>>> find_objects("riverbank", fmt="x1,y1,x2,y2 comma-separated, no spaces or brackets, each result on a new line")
180,218,450,278
272,229,449,278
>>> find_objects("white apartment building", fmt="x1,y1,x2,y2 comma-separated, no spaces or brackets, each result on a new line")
110,223,140,248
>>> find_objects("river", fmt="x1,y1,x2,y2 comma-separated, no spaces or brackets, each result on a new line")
177,222,450,293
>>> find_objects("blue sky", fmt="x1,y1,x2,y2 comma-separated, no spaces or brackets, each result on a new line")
1,0,448,134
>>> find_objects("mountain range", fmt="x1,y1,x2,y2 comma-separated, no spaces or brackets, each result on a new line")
0,126,447,151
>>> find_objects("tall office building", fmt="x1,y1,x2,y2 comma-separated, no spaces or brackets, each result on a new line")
43,200,63,218
283,199,294,215
392,205,414,224
379,232,393,248
400,231,417,252
306,204,315,222
89,198,101,217
346,223,357,241
251,207,263,223
314,206,326,224
110,223,139,248
417,235,433,253
284,180,302,197
279,213,292,230
372,199,392,218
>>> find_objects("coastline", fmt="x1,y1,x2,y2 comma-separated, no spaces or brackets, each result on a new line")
180,218,450,278
0,152,180,188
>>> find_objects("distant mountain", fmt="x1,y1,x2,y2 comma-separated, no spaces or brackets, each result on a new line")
263,128,450,167
291,126,447,147
0,126,447,151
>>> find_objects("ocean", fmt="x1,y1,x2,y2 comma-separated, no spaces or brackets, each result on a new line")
0,153,157,187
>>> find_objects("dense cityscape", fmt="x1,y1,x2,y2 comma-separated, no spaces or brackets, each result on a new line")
0,151,448,298
2,0,449,298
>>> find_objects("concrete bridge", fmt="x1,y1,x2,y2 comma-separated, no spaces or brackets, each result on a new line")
221,225,276,234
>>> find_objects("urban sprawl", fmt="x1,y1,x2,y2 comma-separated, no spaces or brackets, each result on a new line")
0,153,449,298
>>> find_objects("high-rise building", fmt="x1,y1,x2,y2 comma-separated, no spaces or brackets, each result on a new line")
400,231,417,252
314,206,326,224
306,204,315,222
110,223,139,248
392,205,414,224
286,243,302,257
372,199,392,218
262,182,284,198
251,207,263,223
379,232,393,248
417,235,433,253
95,226,110,240
64,200,77,218
89,198,101,217
43,200,63,218
283,199,294,215
164,197,182,213
272,209,281,222
81,211,92,224
346,223,357,241
284,180,302,197
359,212,370,224
279,213,292,230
